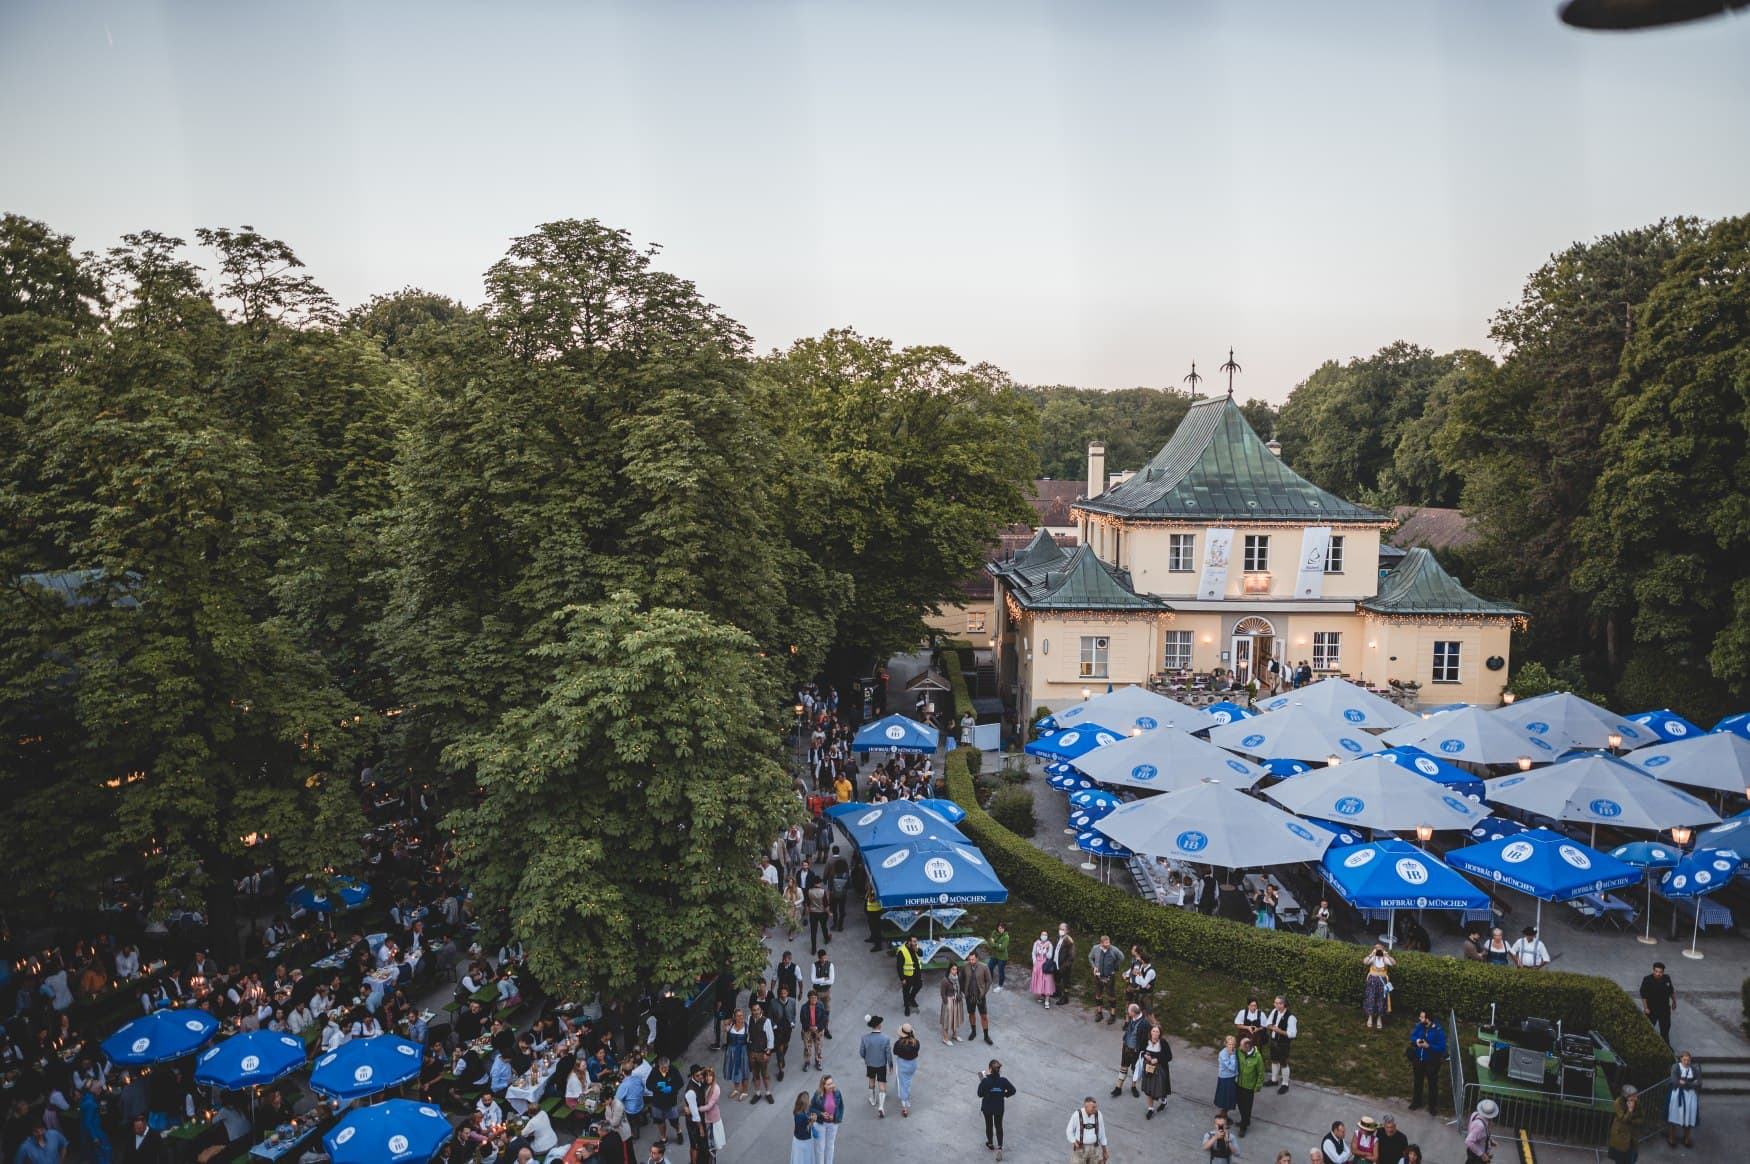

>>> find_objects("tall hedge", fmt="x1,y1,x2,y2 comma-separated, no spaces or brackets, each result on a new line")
943,750,1670,1084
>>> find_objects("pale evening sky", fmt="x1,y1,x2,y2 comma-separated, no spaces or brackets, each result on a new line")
2,0,1746,401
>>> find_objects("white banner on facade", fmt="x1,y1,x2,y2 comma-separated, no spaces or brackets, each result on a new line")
1198,528,1234,600
1294,526,1333,599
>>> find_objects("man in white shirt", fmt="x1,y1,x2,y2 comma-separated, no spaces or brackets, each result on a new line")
1319,1120,1353,1164
476,1093,503,1130
1265,996,1297,1093
1066,1097,1109,1164
1511,927,1550,970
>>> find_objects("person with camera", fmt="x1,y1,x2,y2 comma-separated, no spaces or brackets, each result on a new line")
1407,1011,1447,1116
1201,1111,1240,1161
977,1059,1017,1153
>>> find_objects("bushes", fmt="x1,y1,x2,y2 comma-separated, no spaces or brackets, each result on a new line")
963,748,983,776
1029,706,1053,741
942,750,1671,1084
986,786,1037,837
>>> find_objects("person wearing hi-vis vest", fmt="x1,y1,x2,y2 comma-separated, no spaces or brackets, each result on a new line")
864,886,884,951
896,937,923,1016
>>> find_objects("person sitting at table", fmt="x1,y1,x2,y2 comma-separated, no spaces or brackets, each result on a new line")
253,1087,289,1136
458,1111,493,1152
507,1034,536,1077
476,1092,505,1131
350,1007,382,1039
460,961,490,998
319,1014,347,1053
490,1049,515,1094
453,1045,492,1092
456,999,488,1045
114,945,141,980
497,967,524,1009
284,999,314,1036
192,1100,251,1164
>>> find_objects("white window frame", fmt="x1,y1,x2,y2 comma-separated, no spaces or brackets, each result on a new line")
1312,631,1341,671
966,610,986,634
1243,534,1270,573
1079,635,1110,679
1163,630,1193,671
1325,535,1345,575
1433,640,1461,684
1168,533,1196,573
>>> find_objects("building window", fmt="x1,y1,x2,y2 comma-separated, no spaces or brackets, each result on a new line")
1312,631,1341,670
1243,535,1270,573
966,610,986,634
1325,535,1345,574
1433,641,1461,684
1168,534,1196,573
1080,635,1109,679
1163,630,1192,671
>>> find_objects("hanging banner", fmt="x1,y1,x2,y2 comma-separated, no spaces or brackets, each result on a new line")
1198,528,1235,600
1294,526,1333,599
939,936,988,961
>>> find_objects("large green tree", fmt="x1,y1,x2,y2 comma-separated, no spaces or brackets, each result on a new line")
755,329,1039,676
1575,214,1750,704
444,593,794,997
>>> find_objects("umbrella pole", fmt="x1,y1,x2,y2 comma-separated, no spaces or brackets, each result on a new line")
1682,907,1704,960
1534,898,1543,935
1638,871,1658,945
1387,909,1396,947
1589,824,1597,849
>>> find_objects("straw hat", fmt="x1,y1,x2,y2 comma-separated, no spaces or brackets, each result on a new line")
1476,1099,1500,1119
1358,1116,1379,1132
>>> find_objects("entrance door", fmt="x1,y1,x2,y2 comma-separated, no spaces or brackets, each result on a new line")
1231,617,1277,688
1231,637,1252,686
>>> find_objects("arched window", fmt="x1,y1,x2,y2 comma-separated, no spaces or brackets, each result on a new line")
1233,616,1275,637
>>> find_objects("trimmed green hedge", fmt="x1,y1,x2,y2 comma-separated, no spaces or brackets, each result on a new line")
941,640,974,726
987,785,1037,837
944,750,1671,1084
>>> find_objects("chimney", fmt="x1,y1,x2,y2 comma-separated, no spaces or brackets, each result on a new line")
1087,441,1106,500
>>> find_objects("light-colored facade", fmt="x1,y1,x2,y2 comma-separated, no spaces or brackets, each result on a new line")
989,397,1524,724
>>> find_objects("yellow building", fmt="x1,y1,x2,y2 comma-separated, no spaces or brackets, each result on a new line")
988,395,1524,723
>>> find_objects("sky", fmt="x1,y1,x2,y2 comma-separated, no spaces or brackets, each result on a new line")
2,1,1747,401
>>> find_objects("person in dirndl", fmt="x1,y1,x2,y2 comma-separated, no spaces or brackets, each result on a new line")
1666,1051,1700,1148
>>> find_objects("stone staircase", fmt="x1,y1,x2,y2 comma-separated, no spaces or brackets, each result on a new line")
1694,1055,1750,1096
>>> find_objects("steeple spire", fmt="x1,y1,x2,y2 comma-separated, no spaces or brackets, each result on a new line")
1220,347,1242,398
1182,361,1203,400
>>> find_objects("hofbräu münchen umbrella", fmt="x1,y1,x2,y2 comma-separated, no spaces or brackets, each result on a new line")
1068,729,1266,793
1659,848,1745,960
1485,753,1718,834
194,1030,308,1089
324,1100,453,1164
1626,709,1703,743
1632,731,1750,796
1094,780,1333,868
866,838,1008,908
101,1009,219,1066
1266,755,1484,832
825,801,969,850
1042,684,1220,734
1382,706,1559,766
1321,839,1488,911
1207,704,1381,763
1254,677,1417,730
1493,691,1659,752
1445,827,1640,931
310,1035,423,1102
1025,724,1124,761
1375,745,1486,800
852,714,939,754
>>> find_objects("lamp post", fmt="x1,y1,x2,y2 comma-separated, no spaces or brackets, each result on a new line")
1517,756,1533,772
1606,732,1623,756
1667,825,1697,946
793,703,806,773
1415,823,1434,851
1502,691,1516,705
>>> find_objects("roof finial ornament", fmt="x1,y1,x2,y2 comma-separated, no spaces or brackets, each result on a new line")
1183,361,1203,401
1220,347,1242,398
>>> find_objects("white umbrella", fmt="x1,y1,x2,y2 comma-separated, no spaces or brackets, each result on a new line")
1381,706,1561,766
1094,781,1334,867
1046,685,1221,734
1632,731,1750,795
1494,691,1660,752
1071,729,1268,793
1207,704,1384,763
1253,677,1418,730
1486,753,1720,840
1265,755,1485,832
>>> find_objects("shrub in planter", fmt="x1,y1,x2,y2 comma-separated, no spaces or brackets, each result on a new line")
964,748,983,775
986,785,1037,838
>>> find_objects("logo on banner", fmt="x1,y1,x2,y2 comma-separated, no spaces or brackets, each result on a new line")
1529,737,1554,752
354,1066,374,1083
389,1136,410,1154
1175,831,1209,853
1059,732,1081,747
1496,776,1525,789
1135,717,1157,730
1335,797,1366,817
884,724,906,741
1212,710,1233,723
897,815,925,835
882,850,911,869
335,1129,356,1146
954,846,986,866
1414,757,1440,775
1132,764,1158,782
1396,859,1430,884
1340,737,1364,753
1344,848,1376,868
1443,796,1470,814
1643,755,1670,768
1588,799,1623,819
1669,722,1689,736
419,1108,440,1119
1227,760,1250,774
1094,733,1118,746
924,858,954,884
858,809,882,827
1558,845,1592,870
1501,841,1535,864
1439,739,1466,754
1343,709,1365,723
1286,822,1315,841
1242,734,1266,749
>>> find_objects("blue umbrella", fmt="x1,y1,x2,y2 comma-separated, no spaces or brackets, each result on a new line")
1446,827,1641,931
1070,789,1123,812
288,877,371,915
1627,709,1704,743
1696,810,1750,857
915,798,967,824
1712,712,1750,740
1069,809,1097,830
852,714,939,754
1024,724,1124,760
101,1009,219,1066
1377,746,1487,801
309,1035,423,1102
324,1100,453,1164
1320,839,1489,943
1303,818,1367,848
1043,761,1073,776
1260,758,1311,779
1469,817,1530,843
1048,772,1093,792
1659,848,1745,960
1610,839,1685,944
824,801,969,851
193,1030,307,1089
866,838,1008,908
1203,701,1256,725
1077,830,1133,859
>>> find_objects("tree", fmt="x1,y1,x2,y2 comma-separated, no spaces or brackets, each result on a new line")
1575,214,1750,698
444,593,794,999
755,329,1039,677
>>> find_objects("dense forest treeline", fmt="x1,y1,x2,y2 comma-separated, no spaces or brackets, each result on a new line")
1026,216,1750,723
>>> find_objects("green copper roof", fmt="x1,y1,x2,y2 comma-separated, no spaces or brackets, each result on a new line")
989,543,1168,613
1013,527,1066,568
1076,396,1384,523
1361,548,1526,619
